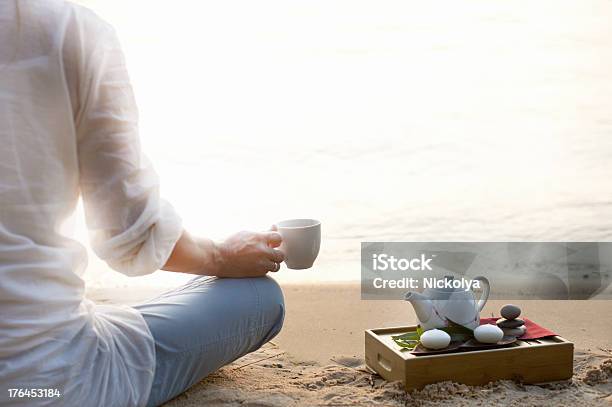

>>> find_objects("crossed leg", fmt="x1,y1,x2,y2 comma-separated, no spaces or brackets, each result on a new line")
134,276,285,407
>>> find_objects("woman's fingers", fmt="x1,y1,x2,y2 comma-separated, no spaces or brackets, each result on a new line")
260,259,280,272
215,230,287,278
265,247,285,263
261,231,282,248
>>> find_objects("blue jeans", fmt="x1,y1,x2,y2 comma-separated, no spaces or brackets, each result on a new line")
134,276,285,407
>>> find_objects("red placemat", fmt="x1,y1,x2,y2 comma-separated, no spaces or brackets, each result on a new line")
479,317,557,340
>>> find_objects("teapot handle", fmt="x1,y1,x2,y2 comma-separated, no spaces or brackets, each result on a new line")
472,276,490,311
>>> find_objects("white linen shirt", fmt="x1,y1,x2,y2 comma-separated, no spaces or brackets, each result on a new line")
0,1,183,405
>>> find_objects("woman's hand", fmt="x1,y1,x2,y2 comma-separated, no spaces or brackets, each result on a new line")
214,229,284,278
162,228,285,278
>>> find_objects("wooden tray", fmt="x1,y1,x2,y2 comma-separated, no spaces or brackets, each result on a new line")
365,325,573,390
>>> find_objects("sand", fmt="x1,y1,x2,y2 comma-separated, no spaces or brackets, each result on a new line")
88,283,612,406
162,346,611,407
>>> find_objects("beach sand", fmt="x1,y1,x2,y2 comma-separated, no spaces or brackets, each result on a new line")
88,283,612,406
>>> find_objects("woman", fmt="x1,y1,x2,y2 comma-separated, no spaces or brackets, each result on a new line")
0,1,285,406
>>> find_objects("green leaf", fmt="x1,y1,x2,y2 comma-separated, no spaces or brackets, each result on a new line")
441,320,474,341
392,332,419,341
445,319,474,334
391,330,421,350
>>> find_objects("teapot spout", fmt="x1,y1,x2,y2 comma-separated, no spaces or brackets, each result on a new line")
404,291,434,325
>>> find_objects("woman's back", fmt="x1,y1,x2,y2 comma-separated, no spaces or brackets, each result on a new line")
0,1,166,405
0,0,84,344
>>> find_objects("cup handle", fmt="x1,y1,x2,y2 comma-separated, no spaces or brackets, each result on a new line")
472,276,490,311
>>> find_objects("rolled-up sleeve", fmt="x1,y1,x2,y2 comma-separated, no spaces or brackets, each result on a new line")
71,15,182,276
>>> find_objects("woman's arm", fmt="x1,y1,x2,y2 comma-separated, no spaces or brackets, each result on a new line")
72,18,185,277
162,229,285,278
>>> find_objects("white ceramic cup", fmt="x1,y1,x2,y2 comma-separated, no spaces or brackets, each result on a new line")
276,219,321,269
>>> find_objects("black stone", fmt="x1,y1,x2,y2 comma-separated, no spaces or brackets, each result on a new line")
496,318,525,329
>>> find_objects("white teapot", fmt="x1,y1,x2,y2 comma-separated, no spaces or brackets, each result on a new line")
404,276,490,331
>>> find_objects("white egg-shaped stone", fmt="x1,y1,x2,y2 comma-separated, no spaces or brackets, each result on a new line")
474,324,504,344
420,329,451,350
